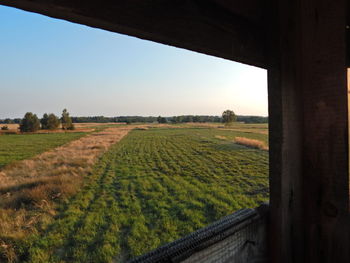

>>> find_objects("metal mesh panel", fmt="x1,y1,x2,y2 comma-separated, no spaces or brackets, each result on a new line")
182,216,266,263
129,204,268,263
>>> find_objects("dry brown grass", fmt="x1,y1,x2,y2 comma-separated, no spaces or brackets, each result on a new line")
73,122,124,128
0,124,18,135
183,122,221,128
0,126,132,262
0,123,96,135
234,137,268,150
223,128,268,135
0,127,131,186
0,124,18,130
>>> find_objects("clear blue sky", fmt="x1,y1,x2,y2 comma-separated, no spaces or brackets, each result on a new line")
0,5,268,118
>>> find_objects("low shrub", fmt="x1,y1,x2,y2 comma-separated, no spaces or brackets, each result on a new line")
234,137,268,150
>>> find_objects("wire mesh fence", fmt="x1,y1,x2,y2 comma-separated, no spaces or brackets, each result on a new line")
129,204,269,263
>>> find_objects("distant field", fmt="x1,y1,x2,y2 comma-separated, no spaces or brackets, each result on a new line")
0,123,121,130
0,123,112,134
0,123,19,130
74,122,125,128
27,127,269,262
0,133,86,168
0,127,132,263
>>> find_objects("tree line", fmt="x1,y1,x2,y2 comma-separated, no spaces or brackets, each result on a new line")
70,115,224,124
1,113,268,126
14,109,74,132
71,115,267,124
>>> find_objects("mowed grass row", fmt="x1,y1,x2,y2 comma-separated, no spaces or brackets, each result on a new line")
27,128,269,263
0,133,86,168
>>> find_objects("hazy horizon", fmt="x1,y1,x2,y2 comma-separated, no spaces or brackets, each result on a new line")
1,6,268,119
0,113,268,121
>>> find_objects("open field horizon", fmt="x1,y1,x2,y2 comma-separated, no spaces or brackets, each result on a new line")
0,123,268,262
1,4,270,261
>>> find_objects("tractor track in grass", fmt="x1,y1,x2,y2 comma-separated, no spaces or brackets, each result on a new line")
26,127,268,263
0,126,133,262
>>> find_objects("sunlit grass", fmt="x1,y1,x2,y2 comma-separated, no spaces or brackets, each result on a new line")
27,127,269,262
0,128,132,263
0,133,86,168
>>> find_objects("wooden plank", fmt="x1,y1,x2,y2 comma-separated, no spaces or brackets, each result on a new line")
0,0,267,68
347,28,350,67
211,0,265,22
268,0,350,262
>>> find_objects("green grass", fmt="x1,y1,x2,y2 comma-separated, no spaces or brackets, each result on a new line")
27,127,268,263
0,133,86,168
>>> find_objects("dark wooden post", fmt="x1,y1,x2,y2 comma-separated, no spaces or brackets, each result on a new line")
268,0,350,262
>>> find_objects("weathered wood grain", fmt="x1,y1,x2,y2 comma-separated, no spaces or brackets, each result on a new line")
268,0,350,262
0,0,349,261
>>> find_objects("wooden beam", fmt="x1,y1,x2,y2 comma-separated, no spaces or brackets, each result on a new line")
347,28,350,67
211,0,265,22
0,0,267,68
268,0,350,262
347,0,350,66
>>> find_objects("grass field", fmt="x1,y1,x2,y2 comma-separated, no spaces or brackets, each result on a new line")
0,133,86,169
0,128,132,262
26,127,268,262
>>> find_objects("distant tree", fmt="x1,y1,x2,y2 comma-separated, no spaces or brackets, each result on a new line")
47,113,60,129
184,116,193,123
4,118,14,124
41,113,49,129
193,116,200,123
19,112,40,132
198,116,206,123
61,109,74,130
157,116,167,124
170,117,177,123
236,116,268,124
222,110,237,125
214,116,222,123
13,118,22,124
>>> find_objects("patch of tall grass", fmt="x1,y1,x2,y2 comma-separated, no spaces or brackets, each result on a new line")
234,136,268,150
